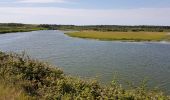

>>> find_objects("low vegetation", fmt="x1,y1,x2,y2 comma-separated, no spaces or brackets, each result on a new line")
0,23,46,34
40,24,170,32
0,51,169,100
1,23,170,34
66,31,170,41
0,82,32,100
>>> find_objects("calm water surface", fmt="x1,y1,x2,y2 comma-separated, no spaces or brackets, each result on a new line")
0,30,170,93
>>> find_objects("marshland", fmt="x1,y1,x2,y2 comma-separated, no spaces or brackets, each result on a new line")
0,23,170,99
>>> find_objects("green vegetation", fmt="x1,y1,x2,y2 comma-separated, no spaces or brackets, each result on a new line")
0,51,169,100
0,23,47,34
66,31,170,41
1,23,170,34
40,24,170,32
40,24,170,41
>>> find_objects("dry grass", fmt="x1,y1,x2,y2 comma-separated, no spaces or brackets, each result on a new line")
0,83,32,100
66,31,169,41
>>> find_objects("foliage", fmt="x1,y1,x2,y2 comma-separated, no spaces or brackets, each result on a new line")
0,23,46,34
1,23,170,34
39,24,170,32
0,51,169,100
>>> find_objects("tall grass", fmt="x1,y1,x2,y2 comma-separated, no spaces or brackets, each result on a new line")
66,31,170,41
0,51,169,100
0,82,32,100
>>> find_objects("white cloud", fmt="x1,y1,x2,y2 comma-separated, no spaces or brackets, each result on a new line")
0,7,169,25
18,0,68,3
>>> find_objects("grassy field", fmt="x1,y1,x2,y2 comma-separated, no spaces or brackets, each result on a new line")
66,31,170,41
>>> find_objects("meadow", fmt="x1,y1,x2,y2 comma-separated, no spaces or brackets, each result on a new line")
66,31,170,41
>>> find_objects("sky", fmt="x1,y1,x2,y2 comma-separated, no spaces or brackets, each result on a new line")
0,0,170,25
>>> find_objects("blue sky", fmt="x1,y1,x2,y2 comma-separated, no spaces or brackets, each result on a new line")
0,0,170,25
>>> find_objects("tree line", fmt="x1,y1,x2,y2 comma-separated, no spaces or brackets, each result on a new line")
1,23,170,32
39,24,170,32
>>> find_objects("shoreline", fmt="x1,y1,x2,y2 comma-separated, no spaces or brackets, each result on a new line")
0,51,169,99
1,30,170,44
0,29,47,34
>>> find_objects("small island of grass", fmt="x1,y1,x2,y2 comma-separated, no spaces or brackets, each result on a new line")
66,31,170,42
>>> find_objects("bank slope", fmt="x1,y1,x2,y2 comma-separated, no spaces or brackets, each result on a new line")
0,51,169,100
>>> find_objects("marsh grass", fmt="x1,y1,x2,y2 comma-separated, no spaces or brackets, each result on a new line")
66,31,170,41
0,24,46,34
0,51,169,100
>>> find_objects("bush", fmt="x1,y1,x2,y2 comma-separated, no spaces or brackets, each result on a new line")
0,51,169,100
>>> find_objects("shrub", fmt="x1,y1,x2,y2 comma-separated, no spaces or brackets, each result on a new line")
0,51,169,100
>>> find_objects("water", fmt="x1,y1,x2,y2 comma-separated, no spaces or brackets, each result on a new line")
0,30,170,93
